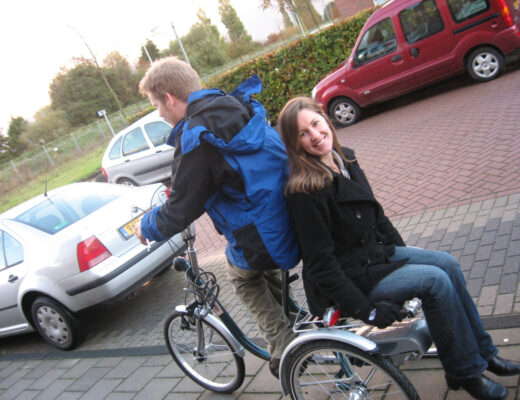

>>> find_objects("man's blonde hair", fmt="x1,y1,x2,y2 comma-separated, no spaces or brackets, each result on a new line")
139,57,201,102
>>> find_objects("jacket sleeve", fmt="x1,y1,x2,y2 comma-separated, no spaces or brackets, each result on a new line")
288,192,372,319
140,142,227,241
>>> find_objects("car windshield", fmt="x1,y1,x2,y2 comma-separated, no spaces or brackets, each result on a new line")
14,187,121,234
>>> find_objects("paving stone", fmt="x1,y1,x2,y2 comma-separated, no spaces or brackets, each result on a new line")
66,367,111,392
75,378,122,400
116,366,163,392
133,378,179,400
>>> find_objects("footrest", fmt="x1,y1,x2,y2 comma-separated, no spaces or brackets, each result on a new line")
359,319,433,363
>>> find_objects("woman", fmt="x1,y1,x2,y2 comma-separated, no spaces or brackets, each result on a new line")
278,97,519,400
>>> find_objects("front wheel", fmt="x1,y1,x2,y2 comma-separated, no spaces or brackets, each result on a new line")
164,311,245,393
281,339,419,400
467,47,504,82
31,296,84,350
328,98,361,127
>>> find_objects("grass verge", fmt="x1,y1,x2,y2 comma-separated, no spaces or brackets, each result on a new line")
0,146,105,214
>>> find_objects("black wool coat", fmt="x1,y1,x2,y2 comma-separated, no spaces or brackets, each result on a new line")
287,147,407,319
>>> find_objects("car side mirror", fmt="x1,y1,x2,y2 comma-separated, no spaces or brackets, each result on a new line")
356,52,367,64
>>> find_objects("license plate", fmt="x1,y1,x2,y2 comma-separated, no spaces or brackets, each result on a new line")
119,214,144,240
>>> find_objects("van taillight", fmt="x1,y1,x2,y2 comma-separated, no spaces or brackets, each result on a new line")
496,0,514,27
77,236,111,272
101,167,108,179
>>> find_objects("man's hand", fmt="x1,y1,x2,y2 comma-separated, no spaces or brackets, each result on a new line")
135,220,147,245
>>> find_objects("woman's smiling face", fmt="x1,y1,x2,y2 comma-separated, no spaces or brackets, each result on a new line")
297,108,334,161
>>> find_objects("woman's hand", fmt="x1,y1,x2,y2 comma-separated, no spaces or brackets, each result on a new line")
364,301,403,329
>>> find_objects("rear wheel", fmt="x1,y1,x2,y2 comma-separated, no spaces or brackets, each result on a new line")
31,296,84,350
467,47,504,82
117,178,138,186
328,98,361,127
164,311,245,393
282,339,419,400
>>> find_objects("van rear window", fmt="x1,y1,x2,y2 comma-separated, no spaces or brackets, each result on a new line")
446,0,490,23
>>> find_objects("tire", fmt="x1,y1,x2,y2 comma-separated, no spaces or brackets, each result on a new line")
328,98,361,127
281,339,419,400
467,47,504,82
164,311,245,393
31,296,84,350
117,178,138,186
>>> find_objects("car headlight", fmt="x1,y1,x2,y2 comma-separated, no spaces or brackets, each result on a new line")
311,86,317,100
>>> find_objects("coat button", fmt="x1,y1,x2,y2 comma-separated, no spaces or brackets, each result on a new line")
360,238,366,245
355,210,362,219
378,240,384,245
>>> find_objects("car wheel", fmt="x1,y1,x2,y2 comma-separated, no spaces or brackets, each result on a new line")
31,296,84,350
328,98,361,127
117,178,138,186
467,47,504,82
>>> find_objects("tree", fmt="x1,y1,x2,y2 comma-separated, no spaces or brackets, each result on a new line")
278,0,294,29
6,117,28,157
139,39,161,65
0,116,28,162
103,52,140,106
218,0,257,59
21,106,71,147
49,60,115,127
262,0,322,32
181,9,229,73
323,1,340,21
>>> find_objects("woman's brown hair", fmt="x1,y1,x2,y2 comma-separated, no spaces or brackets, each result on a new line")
278,97,351,194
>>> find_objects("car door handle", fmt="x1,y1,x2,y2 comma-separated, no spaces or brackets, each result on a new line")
125,159,131,162
410,47,420,58
391,54,403,62
155,150,162,153
8,275,18,283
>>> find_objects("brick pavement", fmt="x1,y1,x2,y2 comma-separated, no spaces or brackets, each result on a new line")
1,65,520,399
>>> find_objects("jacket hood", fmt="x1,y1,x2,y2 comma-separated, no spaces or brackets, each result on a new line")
177,75,269,155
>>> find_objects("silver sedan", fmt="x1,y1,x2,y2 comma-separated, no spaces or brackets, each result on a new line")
0,182,187,350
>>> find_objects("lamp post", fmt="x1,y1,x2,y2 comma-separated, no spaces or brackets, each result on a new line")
142,44,154,65
170,23,191,66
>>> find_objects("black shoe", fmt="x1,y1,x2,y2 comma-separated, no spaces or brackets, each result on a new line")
487,356,520,376
269,358,280,379
446,374,507,400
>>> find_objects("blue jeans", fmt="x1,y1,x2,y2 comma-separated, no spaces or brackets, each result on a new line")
368,246,497,379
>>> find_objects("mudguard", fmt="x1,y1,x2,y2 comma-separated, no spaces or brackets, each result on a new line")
174,305,246,358
279,328,378,395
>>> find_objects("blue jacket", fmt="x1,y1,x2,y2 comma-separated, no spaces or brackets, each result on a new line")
140,75,300,271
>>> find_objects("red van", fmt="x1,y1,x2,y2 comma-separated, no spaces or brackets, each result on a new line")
312,0,520,126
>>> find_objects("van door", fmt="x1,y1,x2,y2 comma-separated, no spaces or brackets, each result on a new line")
397,0,459,85
349,17,414,104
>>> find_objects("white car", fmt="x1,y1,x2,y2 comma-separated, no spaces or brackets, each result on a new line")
101,110,174,186
0,182,188,349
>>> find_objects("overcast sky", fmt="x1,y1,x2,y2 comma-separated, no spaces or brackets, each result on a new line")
0,0,295,133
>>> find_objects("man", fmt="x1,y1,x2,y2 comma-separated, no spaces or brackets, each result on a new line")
135,57,300,377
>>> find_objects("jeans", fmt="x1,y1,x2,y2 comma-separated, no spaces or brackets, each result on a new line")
368,246,497,379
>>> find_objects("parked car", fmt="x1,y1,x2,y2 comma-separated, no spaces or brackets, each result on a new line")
312,0,520,126
102,110,174,186
0,182,188,350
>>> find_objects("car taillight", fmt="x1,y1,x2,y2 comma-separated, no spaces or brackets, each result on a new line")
102,167,108,179
77,236,111,272
496,0,514,27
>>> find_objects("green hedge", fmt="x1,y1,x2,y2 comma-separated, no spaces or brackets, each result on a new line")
205,8,374,123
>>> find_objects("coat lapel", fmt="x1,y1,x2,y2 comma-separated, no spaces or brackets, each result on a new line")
335,173,378,204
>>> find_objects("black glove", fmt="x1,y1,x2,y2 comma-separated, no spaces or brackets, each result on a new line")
364,301,403,329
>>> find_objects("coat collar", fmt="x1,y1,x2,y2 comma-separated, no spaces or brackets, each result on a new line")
334,173,377,204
